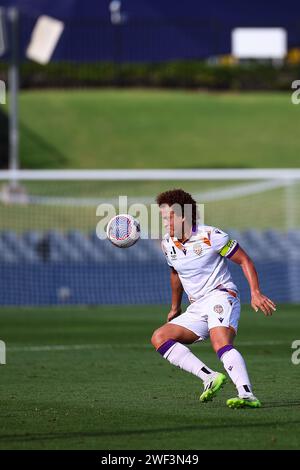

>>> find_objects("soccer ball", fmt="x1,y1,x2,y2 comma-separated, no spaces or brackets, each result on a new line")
106,214,140,248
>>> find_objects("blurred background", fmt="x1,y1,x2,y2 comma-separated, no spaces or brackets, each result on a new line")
0,0,299,306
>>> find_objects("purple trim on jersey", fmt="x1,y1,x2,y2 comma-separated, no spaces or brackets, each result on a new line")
217,344,234,360
227,243,240,259
157,339,176,356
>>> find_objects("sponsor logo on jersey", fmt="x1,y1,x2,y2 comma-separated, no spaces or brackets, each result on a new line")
193,243,203,256
214,304,224,314
170,246,177,260
218,317,224,323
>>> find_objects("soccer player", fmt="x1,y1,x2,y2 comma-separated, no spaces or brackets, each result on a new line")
151,189,276,409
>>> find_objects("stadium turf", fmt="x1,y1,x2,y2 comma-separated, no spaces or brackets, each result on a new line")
0,304,300,450
7,90,300,169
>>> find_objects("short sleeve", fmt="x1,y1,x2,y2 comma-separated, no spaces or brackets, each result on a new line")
161,240,173,267
210,227,239,259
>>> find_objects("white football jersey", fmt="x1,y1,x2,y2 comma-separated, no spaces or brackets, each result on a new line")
161,225,239,302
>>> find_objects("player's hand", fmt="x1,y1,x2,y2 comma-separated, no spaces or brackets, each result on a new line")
167,308,182,322
251,291,276,316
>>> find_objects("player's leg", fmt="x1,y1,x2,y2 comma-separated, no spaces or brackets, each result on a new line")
151,323,215,381
151,321,226,400
151,322,199,348
207,292,261,408
210,325,252,395
209,326,261,408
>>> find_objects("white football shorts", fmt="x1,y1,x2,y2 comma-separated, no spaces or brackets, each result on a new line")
169,290,241,342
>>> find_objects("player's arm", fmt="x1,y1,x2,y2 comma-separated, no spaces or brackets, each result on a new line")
229,245,276,316
168,268,183,322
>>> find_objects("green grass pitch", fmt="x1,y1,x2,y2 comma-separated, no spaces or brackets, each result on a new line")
0,304,300,450
1,90,299,169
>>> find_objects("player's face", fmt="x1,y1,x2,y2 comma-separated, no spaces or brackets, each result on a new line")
160,205,184,238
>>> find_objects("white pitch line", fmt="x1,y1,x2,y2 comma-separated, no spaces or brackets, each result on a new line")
7,340,287,353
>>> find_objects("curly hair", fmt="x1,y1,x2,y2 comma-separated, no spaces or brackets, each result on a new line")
156,188,198,227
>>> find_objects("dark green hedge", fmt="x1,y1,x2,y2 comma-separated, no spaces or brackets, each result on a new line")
0,61,299,90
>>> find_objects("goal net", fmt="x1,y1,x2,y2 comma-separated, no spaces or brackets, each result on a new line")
0,169,299,305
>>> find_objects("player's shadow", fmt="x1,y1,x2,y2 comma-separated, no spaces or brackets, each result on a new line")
261,400,300,409
0,419,300,444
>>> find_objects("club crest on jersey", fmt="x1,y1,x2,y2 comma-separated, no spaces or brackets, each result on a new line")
193,243,202,256
214,304,224,314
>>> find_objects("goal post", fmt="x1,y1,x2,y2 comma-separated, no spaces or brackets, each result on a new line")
0,168,299,305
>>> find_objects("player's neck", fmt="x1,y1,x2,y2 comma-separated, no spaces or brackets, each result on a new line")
178,225,193,244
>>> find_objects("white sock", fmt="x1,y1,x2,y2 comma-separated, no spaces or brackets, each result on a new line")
159,340,215,382
218,346,253,397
